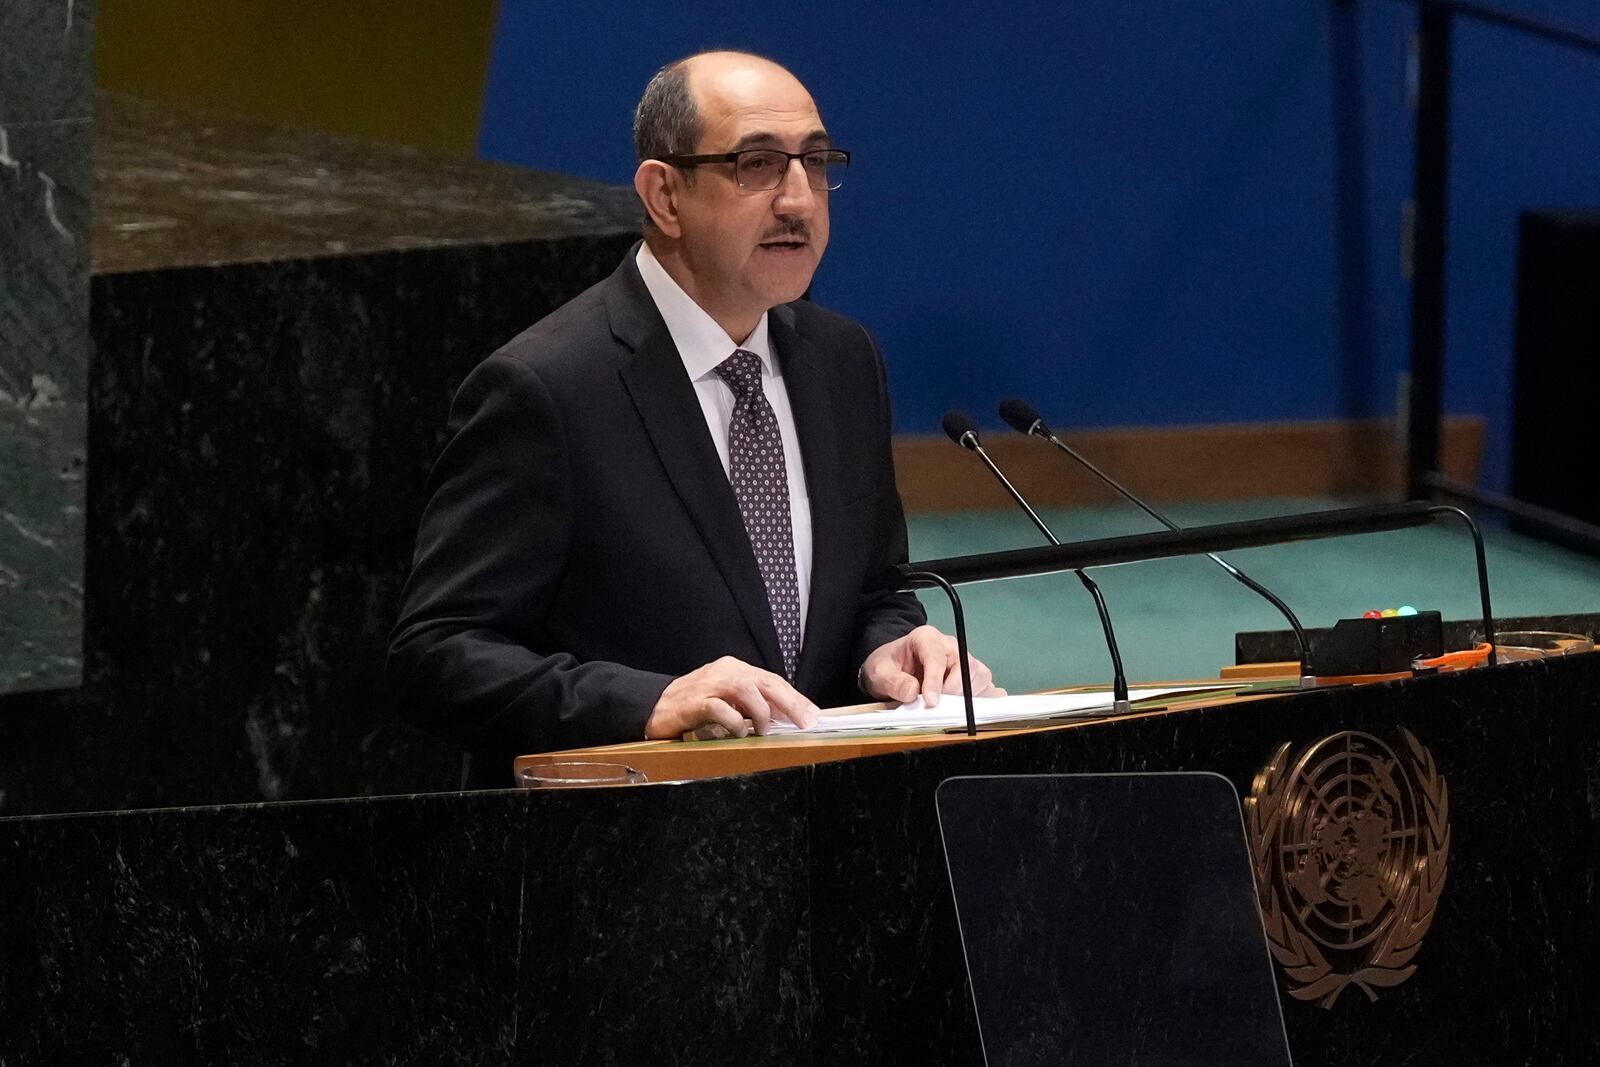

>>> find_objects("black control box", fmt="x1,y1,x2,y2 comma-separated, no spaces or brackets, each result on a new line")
1314,611,1444,676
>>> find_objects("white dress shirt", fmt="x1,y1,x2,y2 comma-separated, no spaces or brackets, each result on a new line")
635,243,814,640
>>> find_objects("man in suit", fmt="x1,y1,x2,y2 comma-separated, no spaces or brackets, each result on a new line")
390,51,997,779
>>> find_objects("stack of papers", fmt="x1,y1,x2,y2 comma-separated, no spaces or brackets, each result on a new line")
767,685,1234,735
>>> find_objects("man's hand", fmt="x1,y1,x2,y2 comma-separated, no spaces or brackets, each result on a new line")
859,624,1002,706
645,656,820,739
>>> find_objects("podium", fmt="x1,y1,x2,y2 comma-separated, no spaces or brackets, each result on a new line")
2,651,1597,1064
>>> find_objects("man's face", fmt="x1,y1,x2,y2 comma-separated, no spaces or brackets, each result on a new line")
675,57,832,326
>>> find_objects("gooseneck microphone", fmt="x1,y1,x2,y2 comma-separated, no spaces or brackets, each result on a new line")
942,410,1131,713
998,398,1315,688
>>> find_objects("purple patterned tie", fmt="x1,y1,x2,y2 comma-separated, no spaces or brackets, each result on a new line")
716,349,801,679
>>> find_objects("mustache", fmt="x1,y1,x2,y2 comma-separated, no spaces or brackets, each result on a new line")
760,219,811,243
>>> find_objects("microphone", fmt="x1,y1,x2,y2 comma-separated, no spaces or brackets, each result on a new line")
942,410,1131,713
998,398,1315,688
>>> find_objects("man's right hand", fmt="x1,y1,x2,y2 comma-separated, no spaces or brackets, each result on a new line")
644,656,820,739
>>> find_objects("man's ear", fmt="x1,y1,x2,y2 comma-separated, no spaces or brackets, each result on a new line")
634,161,683,239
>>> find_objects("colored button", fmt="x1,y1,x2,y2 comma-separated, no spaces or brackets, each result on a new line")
1398,605,1418,616
1363,611,1382,619
1380,608,1399,618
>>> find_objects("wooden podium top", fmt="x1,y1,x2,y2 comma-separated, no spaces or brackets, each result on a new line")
514,676,1305,784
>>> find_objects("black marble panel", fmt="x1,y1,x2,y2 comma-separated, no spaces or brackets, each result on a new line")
0,790,529,1064
0,0,93,125
0,232,639,816
515,774,812,1065
0,776,815,1065
0,95,90,692
2,656,1595,1063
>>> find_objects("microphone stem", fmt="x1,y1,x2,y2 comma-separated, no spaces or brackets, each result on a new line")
1036,425,1162,526
972,438,1056,544
1211,560,1314,685
1038,429,1315,688
971,441,1131,709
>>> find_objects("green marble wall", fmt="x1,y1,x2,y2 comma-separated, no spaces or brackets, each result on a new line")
0,0,91,694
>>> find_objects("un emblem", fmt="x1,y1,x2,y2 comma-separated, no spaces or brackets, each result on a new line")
1244,728,1450,1008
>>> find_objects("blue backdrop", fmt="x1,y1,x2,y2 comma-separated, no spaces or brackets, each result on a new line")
478,0,1600,493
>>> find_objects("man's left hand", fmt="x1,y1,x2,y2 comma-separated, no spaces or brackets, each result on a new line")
859,624,1003,707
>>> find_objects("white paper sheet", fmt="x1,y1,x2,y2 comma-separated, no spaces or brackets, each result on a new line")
766,685,1237,734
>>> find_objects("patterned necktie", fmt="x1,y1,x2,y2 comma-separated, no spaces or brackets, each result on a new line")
715,349,801,679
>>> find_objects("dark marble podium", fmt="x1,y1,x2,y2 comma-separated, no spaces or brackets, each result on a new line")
4,653,1595,1065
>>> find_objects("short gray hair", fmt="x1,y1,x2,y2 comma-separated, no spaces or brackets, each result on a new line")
633,59,700,162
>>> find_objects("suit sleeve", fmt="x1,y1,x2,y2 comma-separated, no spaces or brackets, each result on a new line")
388,353,671,755
850,327,928,671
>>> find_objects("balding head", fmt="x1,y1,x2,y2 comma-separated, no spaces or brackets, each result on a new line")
634,51,815,163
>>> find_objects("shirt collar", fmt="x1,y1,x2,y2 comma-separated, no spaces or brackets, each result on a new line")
636,243,773,382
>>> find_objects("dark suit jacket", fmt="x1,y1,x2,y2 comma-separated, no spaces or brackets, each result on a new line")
389,249,925,771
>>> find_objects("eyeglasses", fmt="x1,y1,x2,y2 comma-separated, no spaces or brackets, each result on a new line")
660,148,851,191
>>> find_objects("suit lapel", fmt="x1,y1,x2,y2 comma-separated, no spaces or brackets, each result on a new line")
608,253,786,674
770,305,847,695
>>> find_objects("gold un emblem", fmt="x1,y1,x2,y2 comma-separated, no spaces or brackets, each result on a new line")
1245,728,1449,1008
